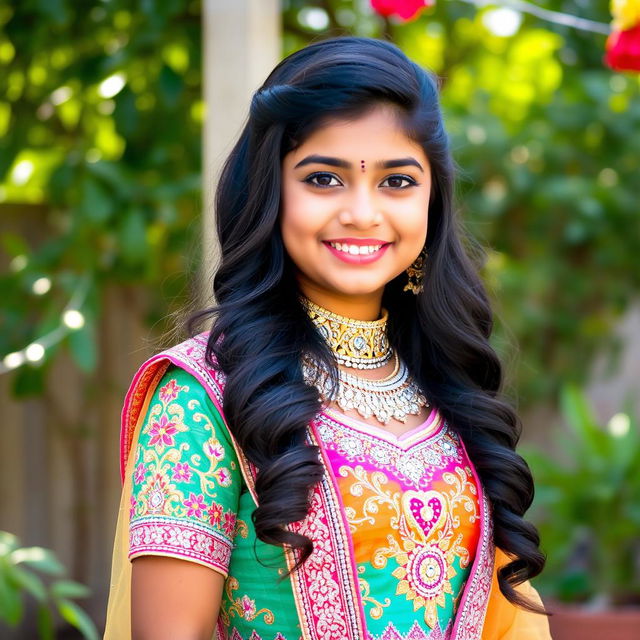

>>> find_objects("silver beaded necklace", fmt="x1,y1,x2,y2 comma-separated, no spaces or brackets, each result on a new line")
302,299,429,425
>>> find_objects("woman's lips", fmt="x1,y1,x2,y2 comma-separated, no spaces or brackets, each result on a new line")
323,240,391,264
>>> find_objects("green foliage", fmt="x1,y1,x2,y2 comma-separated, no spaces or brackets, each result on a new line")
0,531,99,639
0,1,201,392
1,0,639,406
524,387,640,605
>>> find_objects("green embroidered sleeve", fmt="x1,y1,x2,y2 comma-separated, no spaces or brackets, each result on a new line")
128,366,242,576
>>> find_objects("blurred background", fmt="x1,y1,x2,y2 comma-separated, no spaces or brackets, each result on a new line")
1,0,639,638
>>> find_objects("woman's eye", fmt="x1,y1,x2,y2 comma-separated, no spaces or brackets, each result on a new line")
380,175,417,189
305,172,342,188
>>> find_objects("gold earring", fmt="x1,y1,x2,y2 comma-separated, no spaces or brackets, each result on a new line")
403,248,427,295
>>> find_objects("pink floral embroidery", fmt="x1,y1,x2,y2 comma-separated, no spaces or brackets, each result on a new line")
172,462,192,483
184,492,207,519
134,463,146,485
209,502,224,526
241,595,256,620
222,511,237,537
148,414,178,449
205,439,225,460
159,378,182,404
215,467,232,487
129,495,137,518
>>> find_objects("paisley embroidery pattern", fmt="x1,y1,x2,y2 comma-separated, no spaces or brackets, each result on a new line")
221,577,276,625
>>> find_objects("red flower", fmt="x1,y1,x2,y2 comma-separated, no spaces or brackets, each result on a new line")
209,502,223,526
605,23,640,72
370,0,434,22
222,511,237,537
159,378,182,404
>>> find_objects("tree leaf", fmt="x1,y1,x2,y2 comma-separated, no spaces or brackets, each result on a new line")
51,579,91,600
0,570,23,626
56,598,99,640
10,547,65,576
11,565,47,603
36,604,55,640
12,364,47,398
159,64,183,108
0,233,30,257
67,322,97,373
118,207,147,266
0,531,19,554
80,177,112,223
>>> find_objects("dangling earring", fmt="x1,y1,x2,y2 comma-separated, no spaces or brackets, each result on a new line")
403,248,427,295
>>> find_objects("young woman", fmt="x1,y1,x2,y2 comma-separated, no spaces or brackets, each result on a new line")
105,37,551,640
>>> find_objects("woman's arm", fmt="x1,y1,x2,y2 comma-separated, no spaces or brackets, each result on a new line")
131,556,225,640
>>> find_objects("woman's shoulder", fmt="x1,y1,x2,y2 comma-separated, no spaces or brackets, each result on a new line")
156,332,223,375
121,333,227,479
140,332,227,404
140,363,232,449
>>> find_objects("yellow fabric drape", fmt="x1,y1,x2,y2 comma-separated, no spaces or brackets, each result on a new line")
103,380,158,640
482,549,553,639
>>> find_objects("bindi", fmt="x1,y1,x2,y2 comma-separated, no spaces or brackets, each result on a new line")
360,159,366,173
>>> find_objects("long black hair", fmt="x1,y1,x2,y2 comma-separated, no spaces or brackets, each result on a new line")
195,36,545,612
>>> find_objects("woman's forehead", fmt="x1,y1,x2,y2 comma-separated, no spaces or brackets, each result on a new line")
286,105,425,162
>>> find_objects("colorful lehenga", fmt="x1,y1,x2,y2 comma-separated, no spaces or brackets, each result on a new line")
104,334,551,640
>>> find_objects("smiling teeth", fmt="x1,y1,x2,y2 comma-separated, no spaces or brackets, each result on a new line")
329,242,383,255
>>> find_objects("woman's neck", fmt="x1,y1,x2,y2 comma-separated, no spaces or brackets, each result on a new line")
298,287,383,321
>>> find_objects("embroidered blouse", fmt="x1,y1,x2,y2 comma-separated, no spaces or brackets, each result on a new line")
128,365,481,640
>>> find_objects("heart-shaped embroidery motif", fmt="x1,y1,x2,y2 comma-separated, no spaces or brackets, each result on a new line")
402,490,449,543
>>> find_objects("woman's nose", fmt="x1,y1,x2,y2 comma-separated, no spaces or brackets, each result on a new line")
337,188,382,228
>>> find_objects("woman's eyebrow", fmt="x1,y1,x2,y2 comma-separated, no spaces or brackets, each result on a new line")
294,154,424,173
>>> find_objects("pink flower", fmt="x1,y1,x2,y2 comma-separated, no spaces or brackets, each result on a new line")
159,378,182,404
205,439,225,460
605,23,640,72
129,495,137,518
148,414,178,449
172,462,192,483
222,511,237,537
209,502,223,526
370,0,434,22
184,492,207,519
215,468,231,487
134,463,146,485
240,595,256,620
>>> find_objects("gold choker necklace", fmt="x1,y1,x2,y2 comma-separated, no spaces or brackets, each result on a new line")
302,298,392,370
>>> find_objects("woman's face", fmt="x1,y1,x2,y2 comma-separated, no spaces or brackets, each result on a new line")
280,104,431,319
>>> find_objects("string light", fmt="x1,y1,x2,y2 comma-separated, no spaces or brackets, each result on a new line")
608,413,630,437
32,277,52,295
98,73,126,98
10,255,27,272
2,352,25,370
25,343,45,363
62,309,85,330
0,277,90,375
